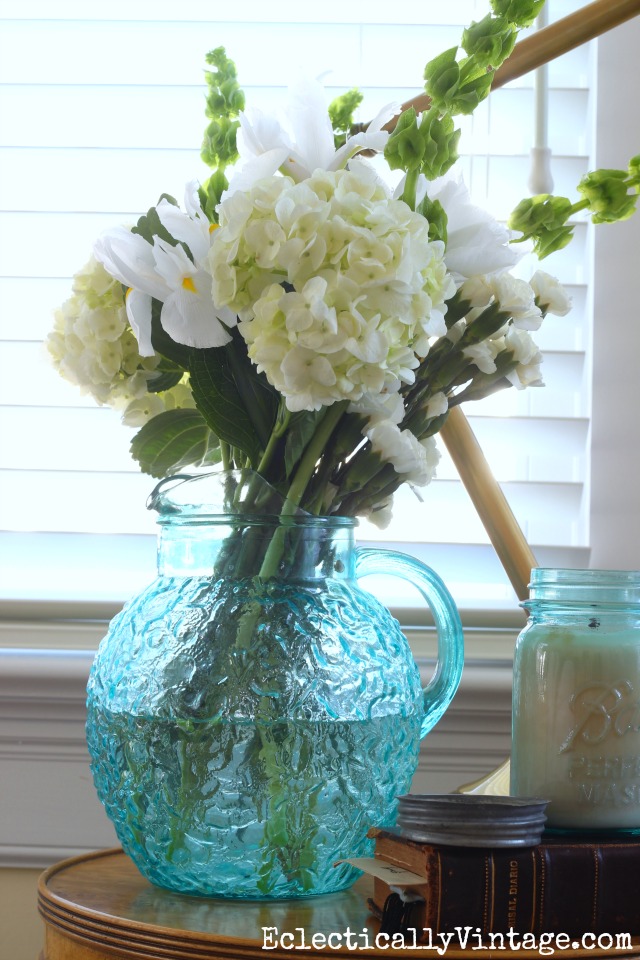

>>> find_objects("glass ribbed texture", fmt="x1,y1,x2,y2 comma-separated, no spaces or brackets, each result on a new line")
86,472,463,898
86,531,425,898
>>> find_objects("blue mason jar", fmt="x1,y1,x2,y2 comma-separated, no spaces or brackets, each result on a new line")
86,471,464,898
511,567,640,831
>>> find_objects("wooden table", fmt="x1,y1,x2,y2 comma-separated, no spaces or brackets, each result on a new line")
38,848,640,959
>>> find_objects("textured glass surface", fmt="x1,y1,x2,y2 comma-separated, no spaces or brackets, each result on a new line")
87,569,423,898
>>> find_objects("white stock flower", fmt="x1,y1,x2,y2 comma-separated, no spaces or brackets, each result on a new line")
424,392,449,419
530,270,572,316
504,327,544,388
491,274,543,331
211,165,455,411
458,275,494,309
463,340,501,375
348,384,405,426
364,497,394,530
94,182,237,356
367,420,439,487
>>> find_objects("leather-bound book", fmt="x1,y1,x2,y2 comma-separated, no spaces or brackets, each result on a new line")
369,827,640,937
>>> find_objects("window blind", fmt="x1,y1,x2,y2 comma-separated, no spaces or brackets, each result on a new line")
0,0,597,610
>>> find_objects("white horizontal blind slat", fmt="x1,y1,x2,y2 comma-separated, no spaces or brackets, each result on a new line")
0,0,592,607
0,403,589,483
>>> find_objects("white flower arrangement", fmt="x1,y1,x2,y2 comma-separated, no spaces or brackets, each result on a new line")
47,3,639,524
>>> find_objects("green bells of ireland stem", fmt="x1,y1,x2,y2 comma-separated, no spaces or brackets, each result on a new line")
510,156,640,259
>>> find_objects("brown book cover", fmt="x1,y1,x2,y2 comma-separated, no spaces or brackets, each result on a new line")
369,827,640,937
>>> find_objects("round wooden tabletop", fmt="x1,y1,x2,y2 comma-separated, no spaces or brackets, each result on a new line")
38,847,640,960
38,847,382,960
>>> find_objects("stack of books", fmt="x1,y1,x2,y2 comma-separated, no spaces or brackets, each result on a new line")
368,826,640,938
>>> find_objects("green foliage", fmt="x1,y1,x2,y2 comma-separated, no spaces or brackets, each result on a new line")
204,48,245,115
188,331,279,468
490,0,546,28
384,108,423,172
578,169,639,224
130,408,221,478
202,116,241,169
384,107,460,182
424,47,493,116
145,361,185,394
418,194,448,244
283,410,325,478
199,170,229,224
328,88,364,148
200,47,245,170
461,14,517,70
418,110,461,179
131,195,179,245
509,157,640,258
224,328,280,451
509,194,575,259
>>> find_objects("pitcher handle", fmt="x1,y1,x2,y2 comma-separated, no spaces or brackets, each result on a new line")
355,548,464,740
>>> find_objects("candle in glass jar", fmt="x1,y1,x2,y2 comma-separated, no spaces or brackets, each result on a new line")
511,569,640,831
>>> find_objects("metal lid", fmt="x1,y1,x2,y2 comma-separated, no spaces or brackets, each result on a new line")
396,794,549,848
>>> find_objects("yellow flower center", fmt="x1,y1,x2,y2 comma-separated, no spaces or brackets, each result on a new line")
209,223,219,234
182,276,197,294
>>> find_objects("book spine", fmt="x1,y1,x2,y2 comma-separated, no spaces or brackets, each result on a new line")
372,835,640,936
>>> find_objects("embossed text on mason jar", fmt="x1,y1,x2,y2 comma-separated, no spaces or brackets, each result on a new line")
560,680,640,752
560,681,640,808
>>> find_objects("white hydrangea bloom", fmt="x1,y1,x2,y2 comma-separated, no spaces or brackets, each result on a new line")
211,165,455,411
530,270,572,316
47,256,196,427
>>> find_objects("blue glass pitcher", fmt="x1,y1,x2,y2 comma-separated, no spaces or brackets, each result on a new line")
86,471,463,898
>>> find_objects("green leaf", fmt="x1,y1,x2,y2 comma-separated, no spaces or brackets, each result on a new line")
283,410,325,479
188,344,264,466
130,408,221,478
225,328,279,449
146,360,184,394
199,170,229,223
131,195,179,246
418,194,448,244
328,88,364,148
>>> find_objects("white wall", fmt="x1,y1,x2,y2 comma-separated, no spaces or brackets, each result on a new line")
589,17,640,569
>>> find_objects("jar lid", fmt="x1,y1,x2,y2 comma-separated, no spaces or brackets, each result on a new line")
395,794,549,848
527,568,640,605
